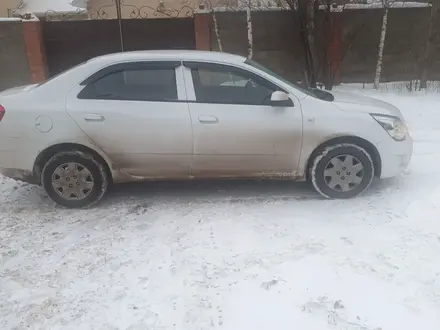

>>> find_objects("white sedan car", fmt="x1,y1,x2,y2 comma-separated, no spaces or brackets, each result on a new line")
0,50,412,208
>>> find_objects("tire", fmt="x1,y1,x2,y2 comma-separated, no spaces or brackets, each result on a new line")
311,143,374,199
41,151,109,208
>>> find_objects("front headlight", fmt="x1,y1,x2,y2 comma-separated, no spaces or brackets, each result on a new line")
371,114,408,141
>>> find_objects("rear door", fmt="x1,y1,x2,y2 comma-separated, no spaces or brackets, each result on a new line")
66,61,193,179
183,61,303,178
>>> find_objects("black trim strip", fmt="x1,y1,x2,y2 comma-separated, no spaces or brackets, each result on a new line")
183,61,231,70
80,61,181,86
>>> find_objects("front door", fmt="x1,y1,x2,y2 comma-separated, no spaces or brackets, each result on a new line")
66,61,192,179
183,62,303,178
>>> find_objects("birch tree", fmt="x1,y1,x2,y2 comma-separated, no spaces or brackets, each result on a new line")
245,0,253,59
212,8,223,52
202,0,223,52
373,0,391,89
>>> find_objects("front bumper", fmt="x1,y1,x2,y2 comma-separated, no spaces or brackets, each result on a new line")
378,134,413,178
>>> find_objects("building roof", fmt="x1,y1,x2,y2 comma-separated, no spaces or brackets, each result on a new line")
15,0,85,16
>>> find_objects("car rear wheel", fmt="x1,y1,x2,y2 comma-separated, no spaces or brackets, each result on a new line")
41,151,109,208
311,143,375,199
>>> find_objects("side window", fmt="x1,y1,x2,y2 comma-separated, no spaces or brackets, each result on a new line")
190,64,279,105
79,63,178,102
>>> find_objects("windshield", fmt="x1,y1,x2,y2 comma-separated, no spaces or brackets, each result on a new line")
244,59,328,99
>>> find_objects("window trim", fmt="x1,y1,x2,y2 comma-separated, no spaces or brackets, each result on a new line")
182,61,289,106
77,61,181,102
80,61,181,86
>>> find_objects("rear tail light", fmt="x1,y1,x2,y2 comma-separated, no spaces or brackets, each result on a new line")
0,105,4,122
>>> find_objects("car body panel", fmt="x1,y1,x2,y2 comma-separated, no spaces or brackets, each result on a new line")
0,87,94,174
331,90,405,119
187,102,303,178
0,50,413,186
65,65,193,180
182,62,303,179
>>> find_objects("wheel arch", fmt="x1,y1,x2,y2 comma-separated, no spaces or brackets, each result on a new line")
33,143,113,184
305,136,382,179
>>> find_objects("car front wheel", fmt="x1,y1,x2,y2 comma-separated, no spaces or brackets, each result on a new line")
311,143,375,199
41,151,109,208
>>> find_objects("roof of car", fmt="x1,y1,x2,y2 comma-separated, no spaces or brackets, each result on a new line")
89,50,247,65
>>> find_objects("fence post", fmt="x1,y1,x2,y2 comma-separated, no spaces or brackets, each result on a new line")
22,19,47,83
194,13,212,51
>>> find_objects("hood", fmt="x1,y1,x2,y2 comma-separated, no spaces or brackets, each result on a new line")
330,90,403,119
0,84,39,97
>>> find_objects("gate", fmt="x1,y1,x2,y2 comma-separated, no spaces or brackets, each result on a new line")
42,0,196,77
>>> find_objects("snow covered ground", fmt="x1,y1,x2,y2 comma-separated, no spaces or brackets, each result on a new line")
1,86,440,330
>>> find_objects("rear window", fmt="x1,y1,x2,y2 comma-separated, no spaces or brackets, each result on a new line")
78,64,178,102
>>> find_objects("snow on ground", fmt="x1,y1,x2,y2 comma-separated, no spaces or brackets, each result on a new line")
1,86,440,330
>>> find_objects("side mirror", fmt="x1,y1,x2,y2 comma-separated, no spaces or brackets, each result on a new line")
270,91,293,107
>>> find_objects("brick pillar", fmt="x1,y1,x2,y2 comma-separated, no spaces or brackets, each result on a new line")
194,13,212,51
329,14,343,85
23,20,47,83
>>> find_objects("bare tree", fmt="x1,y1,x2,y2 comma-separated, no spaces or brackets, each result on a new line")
373,0,390,89
284,0,318,88
212,8,223,52
246,0,254,58
284,0,354,90
318,0,349,90
204,0,254,56
201,0,361,90
201,0,223,52
322,0,333,89
320,3,367,90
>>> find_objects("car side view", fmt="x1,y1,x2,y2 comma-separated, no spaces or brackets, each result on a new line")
0,50,412,208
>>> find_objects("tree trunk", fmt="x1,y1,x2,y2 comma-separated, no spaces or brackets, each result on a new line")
323,1,333,90
211,9,223,52
420,0,440,90
306,0,317,87
295,0,317,88
289,0,318,88
374,7,388,90
295,6,312,86
115,0,124,52
246,0,253,59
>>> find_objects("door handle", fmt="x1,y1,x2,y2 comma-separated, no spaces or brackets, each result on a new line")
198,115,218,124
84,114,105,122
